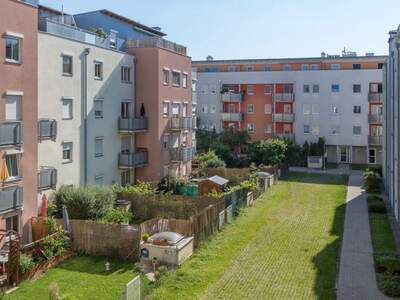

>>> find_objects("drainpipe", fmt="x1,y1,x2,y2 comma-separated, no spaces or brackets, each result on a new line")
133,55,137,184
82,48,90,185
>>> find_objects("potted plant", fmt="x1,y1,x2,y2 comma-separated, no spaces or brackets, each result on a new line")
142,233,149,243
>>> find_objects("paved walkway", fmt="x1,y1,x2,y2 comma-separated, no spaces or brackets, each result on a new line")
337,173,391,300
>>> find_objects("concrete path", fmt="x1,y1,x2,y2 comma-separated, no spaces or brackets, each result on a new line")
337,173,391,300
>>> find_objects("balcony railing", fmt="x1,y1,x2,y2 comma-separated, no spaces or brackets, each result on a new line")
170,117,193,131
0,186,23,213
118,117,148,133
0,122,22,149
221,92,243,102
38,167,57,191
368,114,383,124
273,113,295,122
221,112,244,122
118,149,148,169
368,93,383,102
38,119,57,141
170,147,195,162
273,133,294,140
273,93,294,102
125,37,187,56
368,135,383,145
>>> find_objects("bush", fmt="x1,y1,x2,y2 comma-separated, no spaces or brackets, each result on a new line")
250,139,287,166
368,201,387,214
375,253,400,275
364,170,381,194
367,195,383,203
113,181,154,197
19,254,36,274
52,185,116,220
377,273,400,297
157,176,187,194
100,208,132,224
42,225,71,258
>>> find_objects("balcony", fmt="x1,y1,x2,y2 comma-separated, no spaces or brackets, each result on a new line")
170,147,195,162
0,186,23,213
0,122,22,149
221,112,244,122
368,135,383,146
170,117,193,131
221,92,243,103
125,37,187,56
273,113,294,122
273,93,294,102
119,117,148,133
38,167,57,191
273,133,294,140
368,114,383,124
118,149,148,169
368,93,383,102
38,119,57,141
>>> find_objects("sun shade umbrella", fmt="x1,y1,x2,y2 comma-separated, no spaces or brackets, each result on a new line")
0,157,9,185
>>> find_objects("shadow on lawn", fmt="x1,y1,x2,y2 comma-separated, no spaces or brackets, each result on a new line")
57,255,135,276
281,172,348,186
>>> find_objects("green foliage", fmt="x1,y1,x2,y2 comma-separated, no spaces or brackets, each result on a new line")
367,195,383,202
377,273,400,297
250,139,287,166
89,27,107,38
364,170,381,193
100,208,133,225
42,226,70,258
285,139,304,165
52,185,116,220
193,150,225,177
374,253,400,296
157,176,187,194
19,254,36,274
142,233,150,242
368,202,387,214
113,181,154,197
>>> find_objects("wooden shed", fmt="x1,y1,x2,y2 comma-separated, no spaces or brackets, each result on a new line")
198,175,229,196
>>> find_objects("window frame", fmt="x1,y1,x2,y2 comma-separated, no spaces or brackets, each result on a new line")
303,84,310,94
94,137,104,158
162,69,170,85
172,71,181,87
247,104,254,114
353,84,361,93
121,66,131,83
247,123,255,133
62,55,73,76
94,98,104,119
247,84,254,95
303,125,310,134
312,84,319,93
5,35,21,64
62,98,73,120
62,142,73,163
182,73,188,88
353,125,362,136
94,61,103,80
331,84,340,93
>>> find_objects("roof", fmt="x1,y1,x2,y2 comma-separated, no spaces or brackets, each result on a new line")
207,175,229,186
257,171,272,178
74,9,166,37
38,5,68,16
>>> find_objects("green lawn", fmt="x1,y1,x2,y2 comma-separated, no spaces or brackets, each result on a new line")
5,256,138,300
148,173,348,300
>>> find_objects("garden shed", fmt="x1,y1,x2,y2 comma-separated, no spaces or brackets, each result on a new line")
198,175,229,196
257,171,274,189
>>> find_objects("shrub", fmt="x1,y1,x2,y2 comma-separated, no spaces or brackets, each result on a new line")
377,273,400,296
142,233,150,242
364,170,381,194
100,208,132,224
19,254,35,274
42,225,71,258
367,195,383,203
250,139,287,166
52,185,116,220
157,176,186,194
368,201,387,214
113,181,154,197
375,253,400,275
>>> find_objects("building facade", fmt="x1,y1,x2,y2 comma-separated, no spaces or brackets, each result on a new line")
193,54,385,165
0,0,38,242
74,10,195,183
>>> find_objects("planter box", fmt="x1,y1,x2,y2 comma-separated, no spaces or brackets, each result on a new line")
307,156,323,169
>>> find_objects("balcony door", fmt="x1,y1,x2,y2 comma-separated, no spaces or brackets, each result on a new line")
172,103,180,117
368,149,376,164
121,136,131,154
172,133,180,148
283,104,291,114
5,95,21,121
182,103,188,117
121,101,132,119
371,126,383,136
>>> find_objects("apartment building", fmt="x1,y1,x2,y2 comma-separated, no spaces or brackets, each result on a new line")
73,10,195,182
193,53,385,165
0,0,38,242
37,6,140,198
384,26,400,221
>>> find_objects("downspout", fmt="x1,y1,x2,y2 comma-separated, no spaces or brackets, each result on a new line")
82,48,90,185
133,55,137,184
396,41,400,219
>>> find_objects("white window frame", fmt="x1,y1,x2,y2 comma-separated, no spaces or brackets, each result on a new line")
312,84,319,93
162,134,169,150
264,103,272,114
163,101,170,118
162,68,170,85
247,123,255,133
311,104,319,115
95,137,104,158
62,97,73,120
353,126,362,136
247,104,254,114
353,84,361,94
265,124,272,134
121,66,131,83
5,35,21,64
62,142,73,163
247,84,254,95
303,84,310,93
172,71,181,87
94,98,104,119
94,61,103,80
62,55,73,76
303,125,310,134
94,174,104,185
5,95,21,121
182,73,188,88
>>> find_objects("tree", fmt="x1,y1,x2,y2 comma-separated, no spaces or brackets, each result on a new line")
250,139,288,166
89,27,107,39
193,150,225,177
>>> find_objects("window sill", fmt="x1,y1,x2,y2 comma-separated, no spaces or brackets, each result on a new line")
95,154,104,158
94,77,103,81
5,59,21,65
62,160,73,164
163,82,169,86
121,81,132,84
62,73,73,77
172,84,180,88
62,118,73,120
95,116,104,119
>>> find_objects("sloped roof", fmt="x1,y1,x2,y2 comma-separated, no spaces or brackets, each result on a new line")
208,175,229,186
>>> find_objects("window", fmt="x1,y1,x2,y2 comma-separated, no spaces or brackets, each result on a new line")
163,101,169,117
201,104,208,114
247,104,254,113
182,73,188,88
301,64,309,71
353,105,361,114
264,104,272,114
303,104,311,115
95,137,104,157
121,171,131,186
353,64,361,70
303,85,310,93
370,83,383,93
264,85,273,94
6,215,19,233
312,84,319,93
283,104,291,113
303,125,310,134
353,84,361,93
121,102,132,118
353,126,361,135
312,104,319,114
5,36,20,63
247,65,254,72
283,84,291,93
62,98,73,120
182,103,188,117
121,136,131,154
5,154,20,179
264,64,270,71
265,124,272,133
94,61,103,80
378,63,384,69
62,142,73,162
330,64,341,70
331,84,340,93
162,134,169,149
228,103,235,113
121,66,131,82
369,149,376,164
330,125,340,135
246,85,254,95
247,123,254,133
163,69,169,85
283,64,291,71
94,175,104,185
94,99,103,118
62,55,73,75
109,37,116,49
311,64,318,70
330,104,339,114
5,95,21,121
172,103,180,116
228,65,236,72
311,126,319,135
172,71,181,86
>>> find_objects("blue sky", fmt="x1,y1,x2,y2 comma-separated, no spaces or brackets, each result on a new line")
39,0,400,60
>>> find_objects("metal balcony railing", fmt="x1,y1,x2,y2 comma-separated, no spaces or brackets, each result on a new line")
221,112,244,122
0,186,23,213
0,122,22,149
273,93,294,102
125,37,187,56
170,147,195,162
368,93,383,102
368,135,383,145
118,117,148,133
118,149,148,169
272,113,295,122
368,114,383,124
38,167,57,191
38,119,57,141
169,117,193,131
221,92,243,102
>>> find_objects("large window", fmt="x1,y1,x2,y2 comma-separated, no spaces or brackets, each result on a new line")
5,154,20,179
172,103,180,116
172,71,181,86
353,64,361,70
62,142,73,162
5,36,20,63
94,61,103,80
121,66,131,82
95,137,104,157
62,55,73,75
62,98,73,120
6,215,19,233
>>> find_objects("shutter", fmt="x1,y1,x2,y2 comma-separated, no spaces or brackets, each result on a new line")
5,96,20,121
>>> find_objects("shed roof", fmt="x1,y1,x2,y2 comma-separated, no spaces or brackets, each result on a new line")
207,175,229,186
